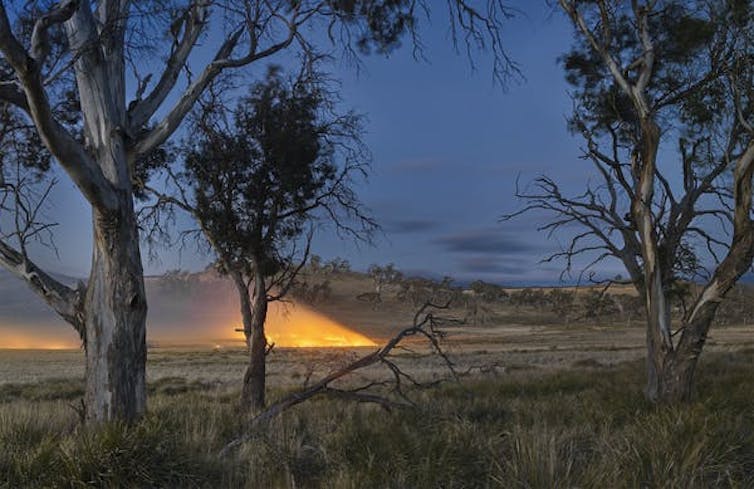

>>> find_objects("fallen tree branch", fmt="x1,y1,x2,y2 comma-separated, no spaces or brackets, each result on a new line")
220,301,456,456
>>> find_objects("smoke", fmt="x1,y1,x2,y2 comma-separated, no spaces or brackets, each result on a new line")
0,270,373,349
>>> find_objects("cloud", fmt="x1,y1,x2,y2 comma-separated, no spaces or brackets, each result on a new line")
384,218,441,234
457,256,531,275
433,228,544,255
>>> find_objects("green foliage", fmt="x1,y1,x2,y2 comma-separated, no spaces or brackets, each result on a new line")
292,277,332,305
327,0,418,55
581,290,619,322
562,0,726,140
307,256,351,275
546,288,576,319
509,288,548,308
715,284,754,326
184,66,338,275
324,257,352,274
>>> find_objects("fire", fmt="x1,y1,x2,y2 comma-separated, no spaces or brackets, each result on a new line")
0,278,375,348
255,302,376,348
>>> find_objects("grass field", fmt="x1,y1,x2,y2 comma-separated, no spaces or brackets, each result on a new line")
4,272,754,488
3,348,754,488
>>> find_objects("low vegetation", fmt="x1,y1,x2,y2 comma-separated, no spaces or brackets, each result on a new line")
3,350,754,488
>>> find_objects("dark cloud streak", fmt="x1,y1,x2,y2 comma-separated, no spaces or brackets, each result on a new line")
433,228,548,255
457,256,531,275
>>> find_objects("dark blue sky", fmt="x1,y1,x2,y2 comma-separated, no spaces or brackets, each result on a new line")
33,2,627,285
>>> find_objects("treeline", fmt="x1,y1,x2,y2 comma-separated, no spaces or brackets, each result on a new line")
498,284,754,328
155,262,754,330
289,258,754,328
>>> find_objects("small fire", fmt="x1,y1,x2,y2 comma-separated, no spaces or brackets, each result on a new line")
254,302,376,348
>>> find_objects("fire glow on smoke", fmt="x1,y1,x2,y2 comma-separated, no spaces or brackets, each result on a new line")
0,327,78,349
0,301,375,349
242,302,376,348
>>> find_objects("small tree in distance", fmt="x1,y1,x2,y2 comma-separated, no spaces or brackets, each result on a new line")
145,65,376,412
366,263,403,303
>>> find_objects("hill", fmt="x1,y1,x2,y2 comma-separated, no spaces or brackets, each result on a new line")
2,266,754,354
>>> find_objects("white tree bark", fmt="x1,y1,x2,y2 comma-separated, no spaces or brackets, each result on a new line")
0,0,147,422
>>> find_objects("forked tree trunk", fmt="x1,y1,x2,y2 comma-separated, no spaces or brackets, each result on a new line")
558,0,754,406
654,340,706,404
236,270,269,412
645,316,713,404
643,281,674,403
646,227,754,404
84,199,148,422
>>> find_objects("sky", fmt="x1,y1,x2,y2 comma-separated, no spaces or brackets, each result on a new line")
27,1,627,286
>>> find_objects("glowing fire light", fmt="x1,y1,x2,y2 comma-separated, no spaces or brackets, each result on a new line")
252,302,376,348
0,327,78,350
0,293,374,349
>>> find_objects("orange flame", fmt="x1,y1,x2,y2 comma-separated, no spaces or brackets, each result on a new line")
0,296,374,349
238,302,376,348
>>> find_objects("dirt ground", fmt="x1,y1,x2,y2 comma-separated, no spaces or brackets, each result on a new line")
3,320,754,389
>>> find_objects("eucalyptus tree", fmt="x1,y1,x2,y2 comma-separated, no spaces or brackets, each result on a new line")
505,0,754,402
146,66,375,412
0,0,512,422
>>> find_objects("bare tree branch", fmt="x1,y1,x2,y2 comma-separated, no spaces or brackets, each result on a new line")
220,301,457,456
127,1,209,130
0,1,117,210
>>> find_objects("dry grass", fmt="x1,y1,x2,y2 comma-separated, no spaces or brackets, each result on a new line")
2,350,754,488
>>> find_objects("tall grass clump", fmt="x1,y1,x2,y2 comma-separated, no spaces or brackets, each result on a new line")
0,413,222,488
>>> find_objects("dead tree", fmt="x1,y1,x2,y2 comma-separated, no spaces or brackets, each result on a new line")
504,1,754,403
0,0,513,422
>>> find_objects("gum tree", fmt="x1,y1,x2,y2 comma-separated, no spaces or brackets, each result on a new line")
505,0,754,402
145,66,375,412
0,0,513,422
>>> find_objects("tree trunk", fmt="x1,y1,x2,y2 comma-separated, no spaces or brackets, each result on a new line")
646,233,754,404
84,197,147,423
236,270,269,413
645,338,697,404
645,310,715,404
62,6,150,423
643,287,673,402
655,351,700,403
632,118,676,404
